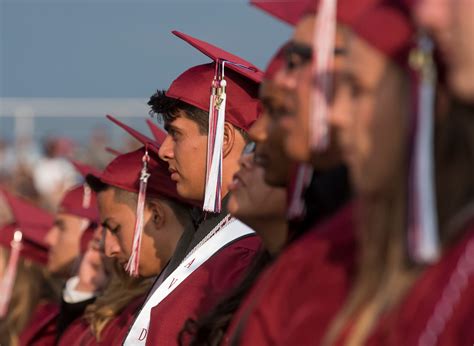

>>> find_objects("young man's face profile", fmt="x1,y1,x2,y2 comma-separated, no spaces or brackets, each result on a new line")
159,112,208,202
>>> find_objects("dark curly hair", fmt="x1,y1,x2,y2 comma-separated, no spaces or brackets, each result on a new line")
148,90,209,135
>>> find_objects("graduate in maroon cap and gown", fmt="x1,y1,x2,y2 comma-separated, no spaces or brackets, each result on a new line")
17,162,104,345
0,189,59,346
75,116,197,345
121,32,262,346
219,1,380,344
321,1,474,345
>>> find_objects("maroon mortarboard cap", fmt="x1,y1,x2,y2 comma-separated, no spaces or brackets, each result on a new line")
0,224,49,264
86,118,193,206
79,226,95,254
89,147,187,203
167,31,263,212
349,1,414,66
250,0,309,26
303,0,379,26
264,42,290,81
58,185,99,222
146,119,167,145
59,160,100,223
166,30,263,132
0,189,53,264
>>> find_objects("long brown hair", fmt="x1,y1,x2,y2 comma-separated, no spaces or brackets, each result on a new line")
84,259,153,340
0,248,61,346
325,87,474,344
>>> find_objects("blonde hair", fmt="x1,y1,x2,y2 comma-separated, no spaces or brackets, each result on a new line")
0,248,61,346
84,260,153,340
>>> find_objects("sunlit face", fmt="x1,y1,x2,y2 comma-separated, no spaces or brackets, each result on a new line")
275,14,349,169
97,188,163,278
415,0,474,101
228,151,286,226
340,35,408,195
249,80,292,187
159,113,208,201
45,213,85,276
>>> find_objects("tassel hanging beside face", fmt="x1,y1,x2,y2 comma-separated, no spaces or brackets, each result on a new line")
0,230,23,317
287,163,313,220
203,61,227,213
125,149,151,277
407,33,439,264
310,0,337,151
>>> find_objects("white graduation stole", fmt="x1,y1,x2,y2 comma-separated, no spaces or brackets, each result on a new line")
123,219,254,345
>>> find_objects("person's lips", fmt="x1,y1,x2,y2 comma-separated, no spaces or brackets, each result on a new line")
229,171,246,192
168,167,179,181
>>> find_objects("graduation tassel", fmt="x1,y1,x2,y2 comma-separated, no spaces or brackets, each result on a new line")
0,230,23,318
407,33,439,264
310,0,337,151
287,163,313,220
125,148,151,277
82,183,92,209
203,61,227,213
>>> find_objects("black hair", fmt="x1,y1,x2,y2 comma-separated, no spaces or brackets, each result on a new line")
86,174,191,227
178,250,273,346
148,90,209,135
148,89,250,143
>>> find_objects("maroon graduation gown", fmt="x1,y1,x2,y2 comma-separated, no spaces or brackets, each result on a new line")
19,302,60,346
144,235,260,346
223,204,357,345
362,219,474,346
57,294,147,346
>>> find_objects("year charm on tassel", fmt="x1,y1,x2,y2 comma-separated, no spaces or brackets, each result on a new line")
125,149,151,277
0,230,23,317
203,60,227,213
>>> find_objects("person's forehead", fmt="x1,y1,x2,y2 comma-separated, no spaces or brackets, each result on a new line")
293,14,315,45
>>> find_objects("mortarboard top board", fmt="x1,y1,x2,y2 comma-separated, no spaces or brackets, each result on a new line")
0,189,53,264
348,1,414,65
146,119,167,145
250,0,309,26
166,30,263,132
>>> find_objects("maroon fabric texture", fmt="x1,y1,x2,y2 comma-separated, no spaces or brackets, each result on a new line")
227,204,356,345
59,184,99,222
0,189,53,264
19,302,60,346
57,295,147,346
361,222,474,346
144,236,261,346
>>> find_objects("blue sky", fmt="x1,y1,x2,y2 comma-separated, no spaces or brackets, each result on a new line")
1,0,291,98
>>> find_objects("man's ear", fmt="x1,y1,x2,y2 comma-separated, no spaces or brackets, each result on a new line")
223,122,236,158
147,199,166,229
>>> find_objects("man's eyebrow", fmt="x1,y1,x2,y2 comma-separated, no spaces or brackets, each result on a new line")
164,123,179,133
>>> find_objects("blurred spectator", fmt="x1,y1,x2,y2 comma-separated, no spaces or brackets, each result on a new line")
33,137,78,210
